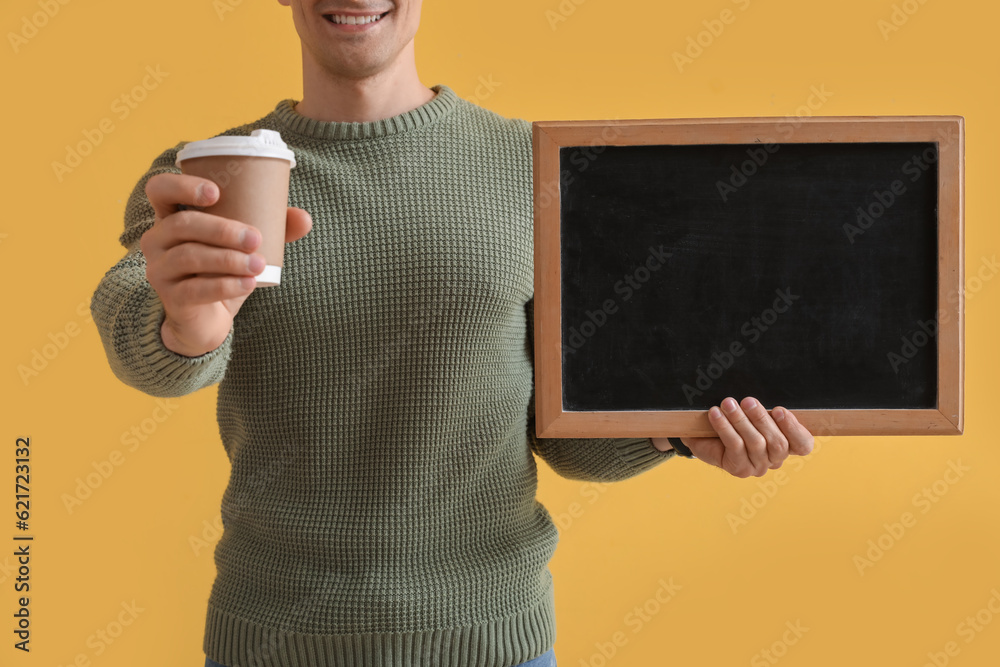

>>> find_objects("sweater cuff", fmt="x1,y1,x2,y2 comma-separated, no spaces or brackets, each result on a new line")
612,437,678,473
139,288,234,378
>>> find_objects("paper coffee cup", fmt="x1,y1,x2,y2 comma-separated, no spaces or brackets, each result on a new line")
175,129,296,287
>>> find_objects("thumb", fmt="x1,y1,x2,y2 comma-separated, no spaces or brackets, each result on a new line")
285,207,313,243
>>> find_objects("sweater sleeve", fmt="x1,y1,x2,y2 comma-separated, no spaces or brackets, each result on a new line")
524,298,678,482
89,144,235,398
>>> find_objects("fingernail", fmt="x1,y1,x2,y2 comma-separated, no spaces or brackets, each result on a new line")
200,182,218,202
744,398,757,410
774,408,785,422
709,406,722,419
723,397,738,412
248,254,265,273
241,229,258,249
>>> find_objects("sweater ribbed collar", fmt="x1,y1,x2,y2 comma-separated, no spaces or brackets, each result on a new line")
272,83,457,142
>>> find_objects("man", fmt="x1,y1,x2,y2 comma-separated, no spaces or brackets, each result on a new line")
90,1,815,666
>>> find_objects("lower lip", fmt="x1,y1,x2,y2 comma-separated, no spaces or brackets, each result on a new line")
324,12,388,32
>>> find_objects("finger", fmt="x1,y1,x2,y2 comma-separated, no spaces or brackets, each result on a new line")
707,404,755,478
285,207,313,243
169,274,258,307
772,407,815,456
156,242,265,283
145,172,220,221
740,396,789,469
158,209,261,254
719,397,770,476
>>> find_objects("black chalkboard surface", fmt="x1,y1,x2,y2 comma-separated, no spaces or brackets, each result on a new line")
561,141,938,411
532,117,963,437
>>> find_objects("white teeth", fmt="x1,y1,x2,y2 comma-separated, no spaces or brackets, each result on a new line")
328,13,384,25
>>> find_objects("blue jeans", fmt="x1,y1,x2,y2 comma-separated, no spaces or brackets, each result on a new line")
205,647,556,667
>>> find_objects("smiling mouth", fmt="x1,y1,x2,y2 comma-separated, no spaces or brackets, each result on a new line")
323,11,390,25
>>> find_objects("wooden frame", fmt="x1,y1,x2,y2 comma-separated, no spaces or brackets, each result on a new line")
532,116,964,439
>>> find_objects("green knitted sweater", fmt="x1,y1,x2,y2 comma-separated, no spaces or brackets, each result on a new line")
90,83,678,667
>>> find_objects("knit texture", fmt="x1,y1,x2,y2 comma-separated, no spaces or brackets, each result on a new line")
90,83,678,667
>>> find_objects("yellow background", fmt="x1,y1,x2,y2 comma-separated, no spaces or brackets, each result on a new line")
3,0,998,665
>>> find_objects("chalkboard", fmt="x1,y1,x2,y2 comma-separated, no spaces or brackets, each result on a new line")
532,117,963,438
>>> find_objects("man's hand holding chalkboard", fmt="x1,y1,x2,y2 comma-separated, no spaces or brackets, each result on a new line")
651,397,814,477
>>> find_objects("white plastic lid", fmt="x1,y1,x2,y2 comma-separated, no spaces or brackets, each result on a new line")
175,129,296,168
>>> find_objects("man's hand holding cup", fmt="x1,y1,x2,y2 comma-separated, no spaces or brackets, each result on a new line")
140,130,309,357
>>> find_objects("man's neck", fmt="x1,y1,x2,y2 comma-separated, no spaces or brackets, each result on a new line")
293,47,436,124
